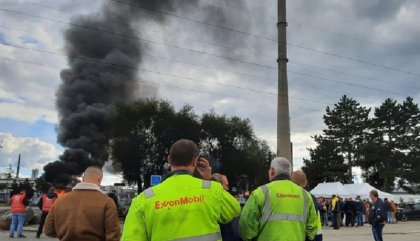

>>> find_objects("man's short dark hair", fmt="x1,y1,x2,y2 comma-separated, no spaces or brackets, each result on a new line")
169,139,199,166
370,190,379,198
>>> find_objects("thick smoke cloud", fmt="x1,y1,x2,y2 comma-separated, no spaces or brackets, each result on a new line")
44,0,243,182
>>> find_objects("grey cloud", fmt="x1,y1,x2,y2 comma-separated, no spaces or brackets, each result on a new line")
1,0,419,169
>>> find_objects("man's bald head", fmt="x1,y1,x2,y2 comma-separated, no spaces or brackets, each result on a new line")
291,170,308,188
82,166,103,185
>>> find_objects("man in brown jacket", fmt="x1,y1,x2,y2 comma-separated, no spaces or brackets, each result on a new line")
44,166,120,241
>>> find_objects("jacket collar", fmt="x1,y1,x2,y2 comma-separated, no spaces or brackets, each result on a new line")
272,174,291,182
72,182,105,194
164,170,192,180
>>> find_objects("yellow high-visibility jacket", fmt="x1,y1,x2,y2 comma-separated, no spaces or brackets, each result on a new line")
239,179,318,241
121,173,241,241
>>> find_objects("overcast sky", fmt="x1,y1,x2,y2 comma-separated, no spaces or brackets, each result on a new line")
0,0,419,185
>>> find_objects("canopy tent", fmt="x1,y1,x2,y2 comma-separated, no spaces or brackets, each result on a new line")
310,182,395,200
310,182,351,198
344,183,394,200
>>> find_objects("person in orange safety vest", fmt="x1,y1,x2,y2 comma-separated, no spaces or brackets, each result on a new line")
36,187,58,239
9,190,29,238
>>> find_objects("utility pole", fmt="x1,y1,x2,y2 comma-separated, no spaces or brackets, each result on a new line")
277,0,292,164
16,153,21,178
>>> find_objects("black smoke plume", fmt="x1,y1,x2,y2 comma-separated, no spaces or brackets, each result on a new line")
44,0,243,183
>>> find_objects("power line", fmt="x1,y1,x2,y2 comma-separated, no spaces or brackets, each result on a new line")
289,61,414,90
0,42,334,105
19,3,418,90
0,26,376,98
0,25,412,98
107,0,276,42
205,0,413,54
288,21,411,55
0,55,324,112
2,5,419,80
105,0,420,77
26,1,277,62
287,42,420,78
0,25,277,81
288,70,408,97
0,7,276,70
0,55,269,104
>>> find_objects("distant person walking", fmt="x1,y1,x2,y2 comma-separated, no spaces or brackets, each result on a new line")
355,196,364,226
364,200,371,224
390,201,397,224
384,198,392,224
44,166,120,241
9,190,29,238
331,195,339,230
369,190,387,241
239,157,318,241
36,187,57,239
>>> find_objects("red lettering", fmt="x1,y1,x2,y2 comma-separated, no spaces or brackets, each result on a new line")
180,197,188,205
276,193,301,199
154,196,205,209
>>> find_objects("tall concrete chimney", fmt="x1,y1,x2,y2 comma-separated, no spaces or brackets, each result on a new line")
277,0,292,164
16,153,21,179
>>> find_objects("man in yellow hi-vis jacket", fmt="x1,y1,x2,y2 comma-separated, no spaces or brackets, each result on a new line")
121,139,241,241
239,157,318,241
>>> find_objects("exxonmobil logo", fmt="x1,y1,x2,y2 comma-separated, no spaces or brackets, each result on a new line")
155,195,205,209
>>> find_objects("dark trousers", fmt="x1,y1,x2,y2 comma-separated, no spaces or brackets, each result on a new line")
345,211,355,227
332,212,339,229
36,211,48,237
357,212,364,226
372,224,384,241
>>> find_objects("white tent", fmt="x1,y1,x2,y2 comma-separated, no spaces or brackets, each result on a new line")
310,182,352,198
310,182,395,200
344,183,395,201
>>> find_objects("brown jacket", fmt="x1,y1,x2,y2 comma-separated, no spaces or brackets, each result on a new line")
44,183,120,241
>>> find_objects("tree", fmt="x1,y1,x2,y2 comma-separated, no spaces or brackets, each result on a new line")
366,99,404,191
110,99,201,193
200,112,273,190
303,136,348,189
110,99,274,193
395,98,419,192
323,95,370,182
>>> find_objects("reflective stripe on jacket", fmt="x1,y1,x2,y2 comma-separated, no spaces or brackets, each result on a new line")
11,193,26,213
121,174,241,241
42,194,57,212
239,179,318,241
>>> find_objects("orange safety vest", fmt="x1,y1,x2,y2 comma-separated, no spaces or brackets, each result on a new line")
10,193,26,213
42,194,57,212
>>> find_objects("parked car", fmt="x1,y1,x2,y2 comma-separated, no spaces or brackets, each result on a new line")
402,203,420,220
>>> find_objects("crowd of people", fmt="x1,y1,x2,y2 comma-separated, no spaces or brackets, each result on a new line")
317,195,400,229
8,139,392,241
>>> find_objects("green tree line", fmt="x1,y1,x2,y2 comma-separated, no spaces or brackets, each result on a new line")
109,99,275,193
303,95,420,193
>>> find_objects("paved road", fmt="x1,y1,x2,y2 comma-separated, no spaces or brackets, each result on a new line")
1,221,419,240
324,221,420,241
